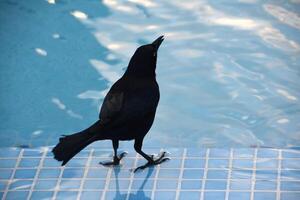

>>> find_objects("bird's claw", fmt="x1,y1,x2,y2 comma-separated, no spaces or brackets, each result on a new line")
99,151,128,166
134,151,170,173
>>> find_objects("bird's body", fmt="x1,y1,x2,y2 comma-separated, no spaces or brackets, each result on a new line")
87,77,159,142
52,36,168,171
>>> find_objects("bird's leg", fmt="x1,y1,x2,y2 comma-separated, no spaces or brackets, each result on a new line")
100,140,127,166
133,139,170,172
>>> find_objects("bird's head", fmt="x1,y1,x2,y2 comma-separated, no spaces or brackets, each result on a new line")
125,36,164,77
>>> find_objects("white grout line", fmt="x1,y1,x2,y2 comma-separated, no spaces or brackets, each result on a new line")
52,162,65,200
250,148,258,200
200,149,210,200
175,148,186,200
151,149,163,199
125,152,139,200
225,148,233,200
77,149,93,200
26,148,47,200
276,150,282,200
100,162,113,200
2,149,24,200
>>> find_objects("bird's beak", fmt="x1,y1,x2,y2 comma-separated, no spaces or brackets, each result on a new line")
152,35,164,51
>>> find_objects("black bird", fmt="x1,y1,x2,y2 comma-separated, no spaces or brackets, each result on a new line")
52,36,169,172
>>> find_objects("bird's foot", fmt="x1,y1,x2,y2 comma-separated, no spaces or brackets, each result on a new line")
134,151,170,173
99,151,128,166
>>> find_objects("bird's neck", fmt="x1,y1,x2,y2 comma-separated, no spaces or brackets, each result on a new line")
124,65,156,79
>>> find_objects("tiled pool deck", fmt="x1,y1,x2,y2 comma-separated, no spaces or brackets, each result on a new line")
0,147,300,200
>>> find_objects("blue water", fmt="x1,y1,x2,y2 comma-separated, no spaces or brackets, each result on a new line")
0,0,299,148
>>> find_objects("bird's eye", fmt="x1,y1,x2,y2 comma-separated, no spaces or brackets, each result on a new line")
153,52,156,57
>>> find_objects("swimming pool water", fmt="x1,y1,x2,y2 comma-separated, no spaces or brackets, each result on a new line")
0,0,300,148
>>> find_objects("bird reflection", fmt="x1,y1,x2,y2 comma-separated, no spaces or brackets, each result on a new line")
111,166,154,200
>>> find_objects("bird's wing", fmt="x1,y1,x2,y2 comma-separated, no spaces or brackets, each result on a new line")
99,85,159,126
99,89,124,125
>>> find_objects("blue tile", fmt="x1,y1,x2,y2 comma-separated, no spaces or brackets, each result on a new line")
0,180,8,190
204,192,225,200
207,169,228,179
281,192,300,200
60,180,81,189
0,148,20,158
281,181,300,191
93,150,115,158
31,191,54,200
56,191,78,200
23,149,43,157
43,158,61,167
128,191,152,200
14,169,36,179
183,169,204,179
0,159,17,168
230,180,251,190
86,168,108,178
233,148,254,158
104,191,127,200
181,180,202,189
121,158,135,168
154,191,176,200
109,179,130,190
134,169,157,179
110,168,132,178
131,179,154,190
231,169,252,179
34,180,57,190
156,180,178,189
184,159,205,168
160,158,181,168
255,180,277,190
281,170,300,180
229,192,250,200
209,149,230,158
256,159,278,169
74,150,90,157
65,158,88,167
186,148,206,157
179,191,201,200
9,180,32,190
0,169,12,179
80,191,102,200
6,191,29,200
257,149,278,158
282,159,300,169
232,159,253,168
254,192,276,200
19,158,40,168
282,150,300,158
47,150,89,158
39,168,61,178
205,180,227,190
255,170,277,179
208,159,229,168
158,169,180,178
83,179,105,190
90,158,106,167
62,168,84,178
167,148,184,158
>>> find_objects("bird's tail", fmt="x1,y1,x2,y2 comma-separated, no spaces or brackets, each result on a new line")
52,121,102,166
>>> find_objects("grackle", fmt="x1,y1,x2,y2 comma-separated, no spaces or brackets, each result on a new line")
52,36,169,172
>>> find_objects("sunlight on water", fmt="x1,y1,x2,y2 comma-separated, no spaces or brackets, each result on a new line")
0,0,299,148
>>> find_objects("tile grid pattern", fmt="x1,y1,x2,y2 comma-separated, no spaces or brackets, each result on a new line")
0,148,300,200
